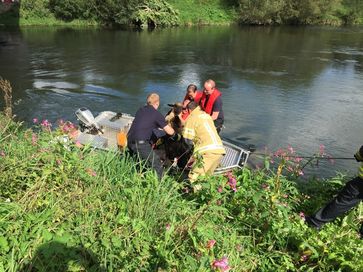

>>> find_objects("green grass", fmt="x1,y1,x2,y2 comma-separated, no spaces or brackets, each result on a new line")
169,0,238,25
0,113,362,271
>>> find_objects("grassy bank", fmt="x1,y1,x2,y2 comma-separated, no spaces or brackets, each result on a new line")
2,0,362,27
0,113,362,271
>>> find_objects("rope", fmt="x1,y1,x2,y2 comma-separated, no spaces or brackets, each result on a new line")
251,153,356,160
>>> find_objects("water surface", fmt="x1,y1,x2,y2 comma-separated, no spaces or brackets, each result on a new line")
1,26,363,177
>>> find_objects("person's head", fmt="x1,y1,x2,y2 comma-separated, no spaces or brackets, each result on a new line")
186,84,198,100
147,92,160,109
203,79,216,95
187,101,199,112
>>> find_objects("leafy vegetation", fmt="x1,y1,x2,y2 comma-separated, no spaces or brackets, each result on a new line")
0,113,362,271
1,0,363,27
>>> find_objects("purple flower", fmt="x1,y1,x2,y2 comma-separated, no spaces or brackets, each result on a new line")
212,256,230,272
32,118,38,124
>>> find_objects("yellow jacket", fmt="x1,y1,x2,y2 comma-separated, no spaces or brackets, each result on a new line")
183,107,225,155
355,146,363,178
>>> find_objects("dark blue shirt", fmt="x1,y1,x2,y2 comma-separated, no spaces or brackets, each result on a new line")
127,105,167,142
212,96,224,126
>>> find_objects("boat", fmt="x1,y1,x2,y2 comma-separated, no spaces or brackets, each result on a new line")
75,108,250,174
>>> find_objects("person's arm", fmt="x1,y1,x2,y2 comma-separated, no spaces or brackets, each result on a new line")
211,97,222,120
163,124,175,136
354,145,363,161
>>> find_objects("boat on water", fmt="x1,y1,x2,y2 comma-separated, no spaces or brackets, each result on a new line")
75,108,250,174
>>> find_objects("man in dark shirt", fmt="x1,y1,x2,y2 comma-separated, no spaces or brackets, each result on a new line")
127,93,175,178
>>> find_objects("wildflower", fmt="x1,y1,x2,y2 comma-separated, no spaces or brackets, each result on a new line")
226,172,237,192
287,145,294,154
165,223,171,231
261,183,269,190
319,144,325,156
32,118,38,124
41,119,52,128
206,239,216,249
56,159,62,165
295,157,302,163
216,200,222,206
287,166,293,172
86,168,97,177
75,141,83,148
299,212,305,220
282,194,288,199
298,170,304,176
0,151,5,157
217,186,223,193
212,256,230,272
300,254,309,262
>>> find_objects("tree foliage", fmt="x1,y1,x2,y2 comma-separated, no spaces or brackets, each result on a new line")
14,0,363,26
235,0,359,25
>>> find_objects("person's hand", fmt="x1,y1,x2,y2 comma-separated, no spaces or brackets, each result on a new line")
170,133,181,142
354,153,363,162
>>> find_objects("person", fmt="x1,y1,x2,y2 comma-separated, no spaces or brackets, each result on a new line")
199,79,224,133
127,93,175,179
182,84,203,120
182,101,226,187
305,145,363,238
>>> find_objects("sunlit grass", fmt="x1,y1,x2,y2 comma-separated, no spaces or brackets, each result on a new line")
0,113,362,271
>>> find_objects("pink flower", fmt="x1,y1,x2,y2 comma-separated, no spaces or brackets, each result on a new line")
32,118,38,124
56,159,62,165
86,168,97,177
299,212,305,220
319,144,325,156
0,151,5,157
282,194,288,198
41,119,52,128
165,223,171,231
287,145,294,154
75,141,83,148
217,186,223,193
298,170,304,176
226,172,237,192
212,256,230,272
300,254,309,262
206,239,216,249
261,183,269,190
295,157,302,163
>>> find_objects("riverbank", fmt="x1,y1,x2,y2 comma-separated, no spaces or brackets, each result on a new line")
0,0,362,27
0,113,362,271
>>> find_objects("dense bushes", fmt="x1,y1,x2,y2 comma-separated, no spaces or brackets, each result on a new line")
6,0,363,27
236,0,349,25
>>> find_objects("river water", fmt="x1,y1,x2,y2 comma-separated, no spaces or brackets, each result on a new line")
1,26,363,177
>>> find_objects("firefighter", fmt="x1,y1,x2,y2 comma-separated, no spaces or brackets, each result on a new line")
306,145,363,238
182,101,225,190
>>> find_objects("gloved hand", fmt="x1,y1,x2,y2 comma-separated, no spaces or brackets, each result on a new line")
354,145,363,162
170,133,182,142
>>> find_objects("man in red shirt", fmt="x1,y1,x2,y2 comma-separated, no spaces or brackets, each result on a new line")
199,79,224,133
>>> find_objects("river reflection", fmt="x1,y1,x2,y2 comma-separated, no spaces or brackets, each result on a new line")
0,26,363,177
